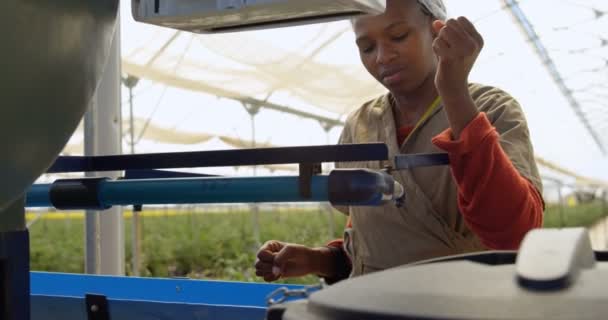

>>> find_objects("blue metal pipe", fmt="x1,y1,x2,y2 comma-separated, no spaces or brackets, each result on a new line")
26,184,53,208
100,176,329,205
25,170,403,209
25,177,327,207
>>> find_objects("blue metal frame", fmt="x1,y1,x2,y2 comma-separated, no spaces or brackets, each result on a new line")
48,143,389,173
124,169,218,179
31,272,306,320
49,146,451,174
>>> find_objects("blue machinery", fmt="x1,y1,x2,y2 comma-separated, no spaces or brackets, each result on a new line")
26,144,451,210
24,143,450,320
27,144,408,209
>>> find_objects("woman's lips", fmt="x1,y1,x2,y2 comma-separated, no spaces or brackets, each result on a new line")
381,68,405,86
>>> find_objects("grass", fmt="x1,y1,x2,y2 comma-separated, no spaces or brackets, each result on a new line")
29,201,606,284
29,206,346,285
543,201,607,228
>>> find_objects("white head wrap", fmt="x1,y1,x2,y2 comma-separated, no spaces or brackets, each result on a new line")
417,0,447,20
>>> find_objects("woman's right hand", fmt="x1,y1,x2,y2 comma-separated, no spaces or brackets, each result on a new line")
255,240,327,282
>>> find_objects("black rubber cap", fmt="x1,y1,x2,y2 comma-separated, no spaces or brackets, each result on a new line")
50,178,110,210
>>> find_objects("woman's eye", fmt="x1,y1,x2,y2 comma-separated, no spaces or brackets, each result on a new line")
392,33,408,41
362,45,375,53
357,42,375,54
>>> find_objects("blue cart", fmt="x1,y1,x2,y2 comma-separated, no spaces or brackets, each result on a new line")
31,271,307,320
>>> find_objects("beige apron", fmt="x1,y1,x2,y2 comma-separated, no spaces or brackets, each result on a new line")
336,83,543,276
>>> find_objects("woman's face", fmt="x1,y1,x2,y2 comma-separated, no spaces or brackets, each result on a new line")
353,0,437,95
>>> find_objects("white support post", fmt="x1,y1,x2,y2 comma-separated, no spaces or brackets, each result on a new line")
322,123,336,238
84,16,125,275
242,103,262,249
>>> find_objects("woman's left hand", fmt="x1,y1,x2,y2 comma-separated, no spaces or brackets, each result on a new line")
432,17,484,102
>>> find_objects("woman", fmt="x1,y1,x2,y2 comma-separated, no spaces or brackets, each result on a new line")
255,0,544,283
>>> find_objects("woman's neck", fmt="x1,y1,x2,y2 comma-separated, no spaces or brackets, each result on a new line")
390,74,439,127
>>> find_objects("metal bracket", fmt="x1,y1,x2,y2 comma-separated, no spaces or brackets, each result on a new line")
298,163,322,199
394,153,450,170
241,102,262,117
86,294,110,320
266,279,327,306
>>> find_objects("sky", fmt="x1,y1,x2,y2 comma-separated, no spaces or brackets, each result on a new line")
64,0,608,194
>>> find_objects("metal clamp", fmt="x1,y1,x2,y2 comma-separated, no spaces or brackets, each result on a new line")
298,162,322,199
382,166,405,208
266,279,326,306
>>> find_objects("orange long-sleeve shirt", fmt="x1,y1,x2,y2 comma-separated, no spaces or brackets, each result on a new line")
432,112,544,249
327,112,543,265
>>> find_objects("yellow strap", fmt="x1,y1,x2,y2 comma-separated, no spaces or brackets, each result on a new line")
410,96,442,134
